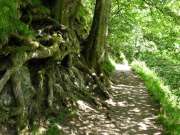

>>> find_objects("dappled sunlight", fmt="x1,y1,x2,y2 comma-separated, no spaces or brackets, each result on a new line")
60,65,163,134
115,63,131,71
77,100,97,113
105,98,128,107
111,84,146,89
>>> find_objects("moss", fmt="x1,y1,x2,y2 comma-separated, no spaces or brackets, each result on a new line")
101,58,115,76
45,126,61,135
0,0,109,132
0,0,33,45
31,0,41,5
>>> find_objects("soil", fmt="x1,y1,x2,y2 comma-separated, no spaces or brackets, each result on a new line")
61,64,163,135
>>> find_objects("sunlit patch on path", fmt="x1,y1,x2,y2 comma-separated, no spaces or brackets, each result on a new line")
61,64,163,135
115,64,131,71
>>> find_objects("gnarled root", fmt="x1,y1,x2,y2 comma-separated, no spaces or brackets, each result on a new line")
0,33,74,93
76,60,110,99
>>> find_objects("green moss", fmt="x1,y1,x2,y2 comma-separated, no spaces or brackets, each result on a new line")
74,3,91,39
31,0,41,5
0,0,33,44
44,109,75,135
45,126,61,135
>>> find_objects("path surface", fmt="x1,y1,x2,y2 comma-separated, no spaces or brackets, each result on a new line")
61,64,163,135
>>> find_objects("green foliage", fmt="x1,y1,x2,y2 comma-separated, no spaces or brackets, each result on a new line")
138,52,180,92
31,109,73,135
31,0,42,5
132,61,180,134
74,2,92,39
48,110,68,124
45,109,73,135
0,0,33,44
45,126,61,135
82,0,95,23
109,0,180,62
109,0,180,134
101,57,115,76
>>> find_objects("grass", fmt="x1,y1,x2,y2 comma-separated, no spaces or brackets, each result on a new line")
101,56,116,76
132,60,180,135
138,52,180,92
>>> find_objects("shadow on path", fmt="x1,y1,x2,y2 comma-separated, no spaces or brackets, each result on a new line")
61,64,163,135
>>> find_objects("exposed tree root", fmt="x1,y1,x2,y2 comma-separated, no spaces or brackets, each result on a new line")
0,1,111,133
76,60,110,99
0,33,78,93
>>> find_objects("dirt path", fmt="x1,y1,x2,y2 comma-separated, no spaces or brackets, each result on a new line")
61,64,163,135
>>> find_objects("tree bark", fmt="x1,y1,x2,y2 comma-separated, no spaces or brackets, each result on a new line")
0,0,111,131
83,0,111,71
51,0,81,27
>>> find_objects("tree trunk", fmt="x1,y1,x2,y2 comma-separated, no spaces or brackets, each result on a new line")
0,0,111,132
51,0,81,27
83,0,111,71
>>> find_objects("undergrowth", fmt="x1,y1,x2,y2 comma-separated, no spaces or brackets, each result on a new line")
0,0,33,44
101,57,115,76
44,109,73,135
138,52,180,96
31,109,76,135
132,60,180,135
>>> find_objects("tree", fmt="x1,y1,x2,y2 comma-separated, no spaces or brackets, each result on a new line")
0,0,111,133
83,0,111,72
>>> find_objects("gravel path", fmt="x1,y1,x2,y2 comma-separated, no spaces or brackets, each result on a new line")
61,64,163,135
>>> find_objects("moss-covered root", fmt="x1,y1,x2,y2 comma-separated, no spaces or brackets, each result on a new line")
0,34,64,93
11,66,35,130
76,61,110,99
